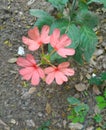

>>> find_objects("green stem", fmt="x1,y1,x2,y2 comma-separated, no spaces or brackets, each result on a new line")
69,0,77,21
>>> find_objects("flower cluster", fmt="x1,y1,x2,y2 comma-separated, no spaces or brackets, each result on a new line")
17,25,75,86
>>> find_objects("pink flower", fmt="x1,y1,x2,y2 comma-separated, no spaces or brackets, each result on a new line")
17,54,45,85
50,29,75,57
44,62,75,85
22,25,50,51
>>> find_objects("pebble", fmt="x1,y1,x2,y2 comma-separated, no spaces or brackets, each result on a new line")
38,112,43,117
26,119,35,127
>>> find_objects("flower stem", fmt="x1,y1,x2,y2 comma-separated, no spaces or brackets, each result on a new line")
49,49,56,56
69,0,77,21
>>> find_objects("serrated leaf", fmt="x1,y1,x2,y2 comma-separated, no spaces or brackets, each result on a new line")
94,114,102,123
74,104,89,113
34,17,54,29
74,26,98,64
50,18,69,34
67,24,80,49
30,9,54,19
101,72,106,80
47,0,69,11
30,9,55,29
67,97,80,105
89,76,103,85
75,10,99,28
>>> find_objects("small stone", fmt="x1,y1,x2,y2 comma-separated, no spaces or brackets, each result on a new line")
18,46,25,56
63,120,67,128
26,119,35,127
27,0,35,5
38,112,43,117
10,119,16,124
68,123,83,130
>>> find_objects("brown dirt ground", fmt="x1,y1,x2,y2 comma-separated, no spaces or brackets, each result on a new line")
0,0,106,130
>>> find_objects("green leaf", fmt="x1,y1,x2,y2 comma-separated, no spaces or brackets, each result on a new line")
78,0,88,10
89,76,103,86
94,114,102,123
46,0,69,11
30,9,54,19
50,19,69,34
34,17,54,29
74,26,98,64
101,72,106,80
30,9,55,29
96,96,106,110
96,96,105,103
75,10,99,28
67,97,80,105
67,24,80,49
74,103,89,113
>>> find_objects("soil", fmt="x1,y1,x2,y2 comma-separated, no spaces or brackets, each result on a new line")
0,0,106,130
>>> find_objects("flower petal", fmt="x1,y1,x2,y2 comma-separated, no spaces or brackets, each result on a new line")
44,67,55,74
55,71,68,85
17,57,32,67
26,54,36,65
58,62,70,69
37,67,45,79
61,68,75,76
45,72,55,85
50,28,60,47
57,34,71,48
28,26,40,41
31,70,40,85
41,25,50,43
22,36,40,51
57,48,75,57
19,67,34,76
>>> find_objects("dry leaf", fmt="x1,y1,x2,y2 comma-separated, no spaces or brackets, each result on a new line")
93,85,101,95
86,126,94,130
75,83,87,92
28,87,36,94
0,119,10,130
94,105,100,114
8,58,17,63
69,123,83,130
45,103,52,114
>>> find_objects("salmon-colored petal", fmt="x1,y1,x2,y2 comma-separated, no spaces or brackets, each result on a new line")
44,67,55,74
31,71,40,85
58,62,70,69
19,67,34,76
28,42,40,51
41,25,50,43
61,68,75,76
55,71,68,85
57,48,75,57
37,67,45,79
45,72,55,85
28,26,40,41
22,36,40,51
22,72,33,80
50,29,60,47
26,54,36,65
22,36,34,45
57,34,71,48
17,57,32,67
